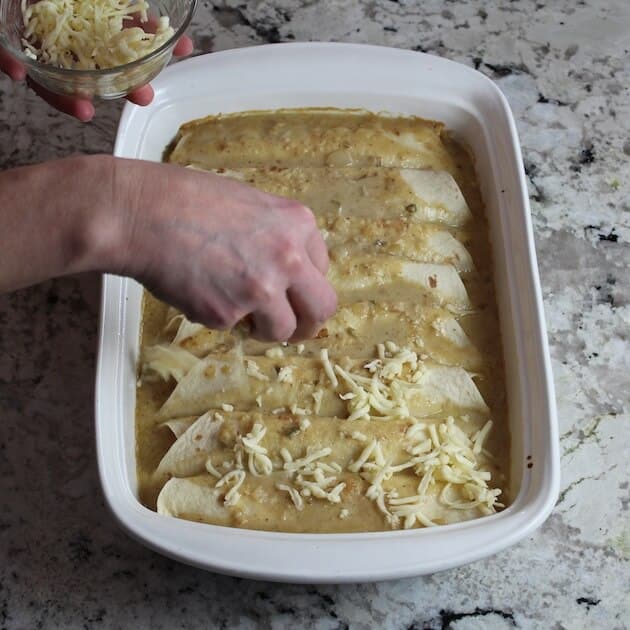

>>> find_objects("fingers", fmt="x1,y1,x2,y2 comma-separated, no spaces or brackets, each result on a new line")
173,293,247,333
26,75,153,117
249,206,334,342
0,49,26,81
123,30,193,106
26,77,95,121
234,264,336,343
173,36,194,57
251,294,297,342
124,33,192,107
126,83,154,106
124,10,192,56
306,230,330,275
287,263,337,341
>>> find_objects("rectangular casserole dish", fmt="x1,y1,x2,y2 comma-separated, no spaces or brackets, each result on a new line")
96,43,560,583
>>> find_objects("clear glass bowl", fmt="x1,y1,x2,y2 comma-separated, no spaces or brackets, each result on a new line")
0,0,196,99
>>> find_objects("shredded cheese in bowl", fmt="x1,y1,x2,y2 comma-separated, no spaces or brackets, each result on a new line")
20,0,175,70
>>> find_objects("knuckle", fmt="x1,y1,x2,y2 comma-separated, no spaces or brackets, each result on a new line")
244,273,276,304
274,240,305,274
278,200,316,229
292,202,316,225
271,231,292,249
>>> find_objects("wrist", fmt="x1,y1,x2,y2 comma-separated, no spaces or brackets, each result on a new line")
67,154,135,277
0,154,135,293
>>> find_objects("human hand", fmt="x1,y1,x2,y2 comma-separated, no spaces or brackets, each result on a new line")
0,155,336,341
113,159,337,342
0,36,193,122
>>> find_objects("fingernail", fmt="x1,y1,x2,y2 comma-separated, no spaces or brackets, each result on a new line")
77,103,95,122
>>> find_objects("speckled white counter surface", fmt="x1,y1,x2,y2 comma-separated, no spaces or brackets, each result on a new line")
1,1,628,628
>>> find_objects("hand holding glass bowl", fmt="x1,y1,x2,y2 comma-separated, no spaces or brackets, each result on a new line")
0,0,196,121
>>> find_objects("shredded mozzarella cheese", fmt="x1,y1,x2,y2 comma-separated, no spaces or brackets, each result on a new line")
284,447,332,472
21,0,175,70
246,359,269,382
332,344,421,422
265,346,284,359
342,415,502,529
277,365,294,383
276,483,304,511
281,446,346,505
216,469,246,507
237,423,273,477
311,388,324,413
402,417,502,516
351,430,368,442
320,348,339,388
204,458,222,479
290,403,309,416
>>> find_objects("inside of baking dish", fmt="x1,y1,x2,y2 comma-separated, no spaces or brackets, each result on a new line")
110,99,532,528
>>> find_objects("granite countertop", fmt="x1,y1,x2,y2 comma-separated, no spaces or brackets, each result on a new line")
1,1,628,628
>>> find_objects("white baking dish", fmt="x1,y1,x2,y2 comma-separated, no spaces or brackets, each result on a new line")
96,43,559,583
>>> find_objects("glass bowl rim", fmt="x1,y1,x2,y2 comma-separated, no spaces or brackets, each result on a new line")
0,0,197,76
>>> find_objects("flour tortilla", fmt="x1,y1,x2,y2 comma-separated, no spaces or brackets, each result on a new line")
158,355,333,420
155,411,224,478
201,166,473,227
168,110,460,174
156,471,390,533
157,476,231,525
162,301,481,369
141,344,200,383
158,355,488,420
156,470,487,532
329,257,470,308
155,411,494,480
162,417,196,439
321,215,474,273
